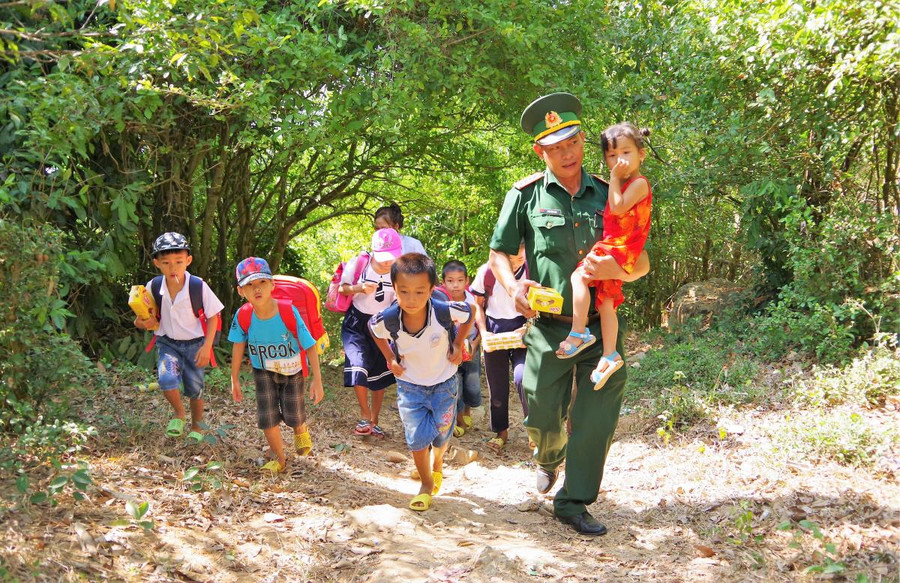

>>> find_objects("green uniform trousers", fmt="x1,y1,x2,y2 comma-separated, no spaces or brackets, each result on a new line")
523,315,626,518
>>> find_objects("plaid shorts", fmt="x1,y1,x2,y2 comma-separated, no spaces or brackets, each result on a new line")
252,368,306,430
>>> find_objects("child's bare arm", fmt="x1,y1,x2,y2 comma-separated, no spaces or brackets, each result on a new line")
230,341,246,402
608,173,649,216
339,282,376,296
194,313,220,367
134,316,156,330
305,349,324,404
368,319,405,376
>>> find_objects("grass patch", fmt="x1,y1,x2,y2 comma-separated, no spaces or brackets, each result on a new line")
769,408,897,467
790,343,900,408
626,319,761,436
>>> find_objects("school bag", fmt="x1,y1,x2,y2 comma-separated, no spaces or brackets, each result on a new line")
145,275,221,366
271,275,327,352
324,251,370,313
380,294,460,364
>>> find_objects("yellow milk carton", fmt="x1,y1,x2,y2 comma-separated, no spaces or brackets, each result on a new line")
527,286,564,314
128,285,159,330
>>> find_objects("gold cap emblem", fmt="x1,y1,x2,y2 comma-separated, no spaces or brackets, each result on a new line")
545,111,562,128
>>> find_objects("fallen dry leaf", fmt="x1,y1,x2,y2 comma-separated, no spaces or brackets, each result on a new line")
695,544,715,558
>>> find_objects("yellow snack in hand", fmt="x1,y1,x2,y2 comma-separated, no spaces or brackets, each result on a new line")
527,286,564,314
128,285,159,330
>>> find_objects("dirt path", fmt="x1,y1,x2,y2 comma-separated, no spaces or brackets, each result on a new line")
2,362,898,582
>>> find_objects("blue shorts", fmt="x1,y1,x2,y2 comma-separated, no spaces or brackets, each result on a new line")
156,336,206,399
397,375,458,452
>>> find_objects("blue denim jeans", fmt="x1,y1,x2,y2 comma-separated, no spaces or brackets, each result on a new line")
156,336,206,399
396,375,458,452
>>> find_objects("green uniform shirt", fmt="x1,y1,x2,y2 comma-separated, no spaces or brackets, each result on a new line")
490,168,609,316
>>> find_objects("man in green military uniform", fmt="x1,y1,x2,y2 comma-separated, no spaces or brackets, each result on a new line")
488,93,649,535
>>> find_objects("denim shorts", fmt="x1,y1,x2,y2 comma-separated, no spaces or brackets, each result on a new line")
156,336,206,399
396,375,458,452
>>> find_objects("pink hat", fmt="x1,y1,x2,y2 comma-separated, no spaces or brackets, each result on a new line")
371,228,402,262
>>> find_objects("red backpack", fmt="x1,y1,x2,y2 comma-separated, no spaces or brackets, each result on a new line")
236,275,325,376
325,251,370,313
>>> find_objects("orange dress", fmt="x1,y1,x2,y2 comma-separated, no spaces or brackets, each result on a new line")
587,175,652,309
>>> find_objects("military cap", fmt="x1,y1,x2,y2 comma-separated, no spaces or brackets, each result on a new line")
520,92,583,146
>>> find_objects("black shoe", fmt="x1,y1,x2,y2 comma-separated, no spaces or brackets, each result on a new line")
536,466,559,494
556,511,608,536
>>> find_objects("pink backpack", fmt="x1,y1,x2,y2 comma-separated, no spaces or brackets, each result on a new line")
324,251,370,313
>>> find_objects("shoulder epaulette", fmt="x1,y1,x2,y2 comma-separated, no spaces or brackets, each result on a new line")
513,171,544,190
590,173,610,186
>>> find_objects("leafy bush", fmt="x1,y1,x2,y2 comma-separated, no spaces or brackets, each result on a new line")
772,409,897,468
753,198,899,364
791,341,900,408
0,220,94,431
627,319,761,411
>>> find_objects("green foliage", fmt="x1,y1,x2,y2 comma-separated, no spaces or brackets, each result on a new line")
774,409,896,467
0,220,94,430
111,500,154,531
628,319,761,437
792,342,900,408
753,197,899,363
778,520,849,576
182,460,226,492
1,0,897,368
26,465,92,506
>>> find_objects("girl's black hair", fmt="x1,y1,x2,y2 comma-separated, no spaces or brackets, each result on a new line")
390,253,437,286
374,203,404,229
441,260,468,279
600,123,651,152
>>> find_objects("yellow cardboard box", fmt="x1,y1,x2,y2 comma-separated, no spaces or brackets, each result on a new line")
128,285,159,330
527,286,563,314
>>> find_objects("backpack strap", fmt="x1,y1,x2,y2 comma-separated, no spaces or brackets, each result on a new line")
189,275,219,367
352,251,370,285
482,268,496,309
150,276,164,317
276,300,309,376
237,303,253,334
431,299,457,347
380,303,403,363
144,276,165,354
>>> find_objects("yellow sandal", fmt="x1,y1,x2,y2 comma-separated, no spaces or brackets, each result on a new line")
294,430,312,456
432,471,443,495
409,492,432,511
261,460,286,474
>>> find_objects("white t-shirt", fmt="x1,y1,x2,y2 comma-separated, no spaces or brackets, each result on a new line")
341,255,395,315
469,263,526,321
370,301,472,386
401,234,427,256
147,272,224,340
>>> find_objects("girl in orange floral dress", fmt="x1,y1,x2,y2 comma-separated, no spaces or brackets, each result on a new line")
556,123,652,390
